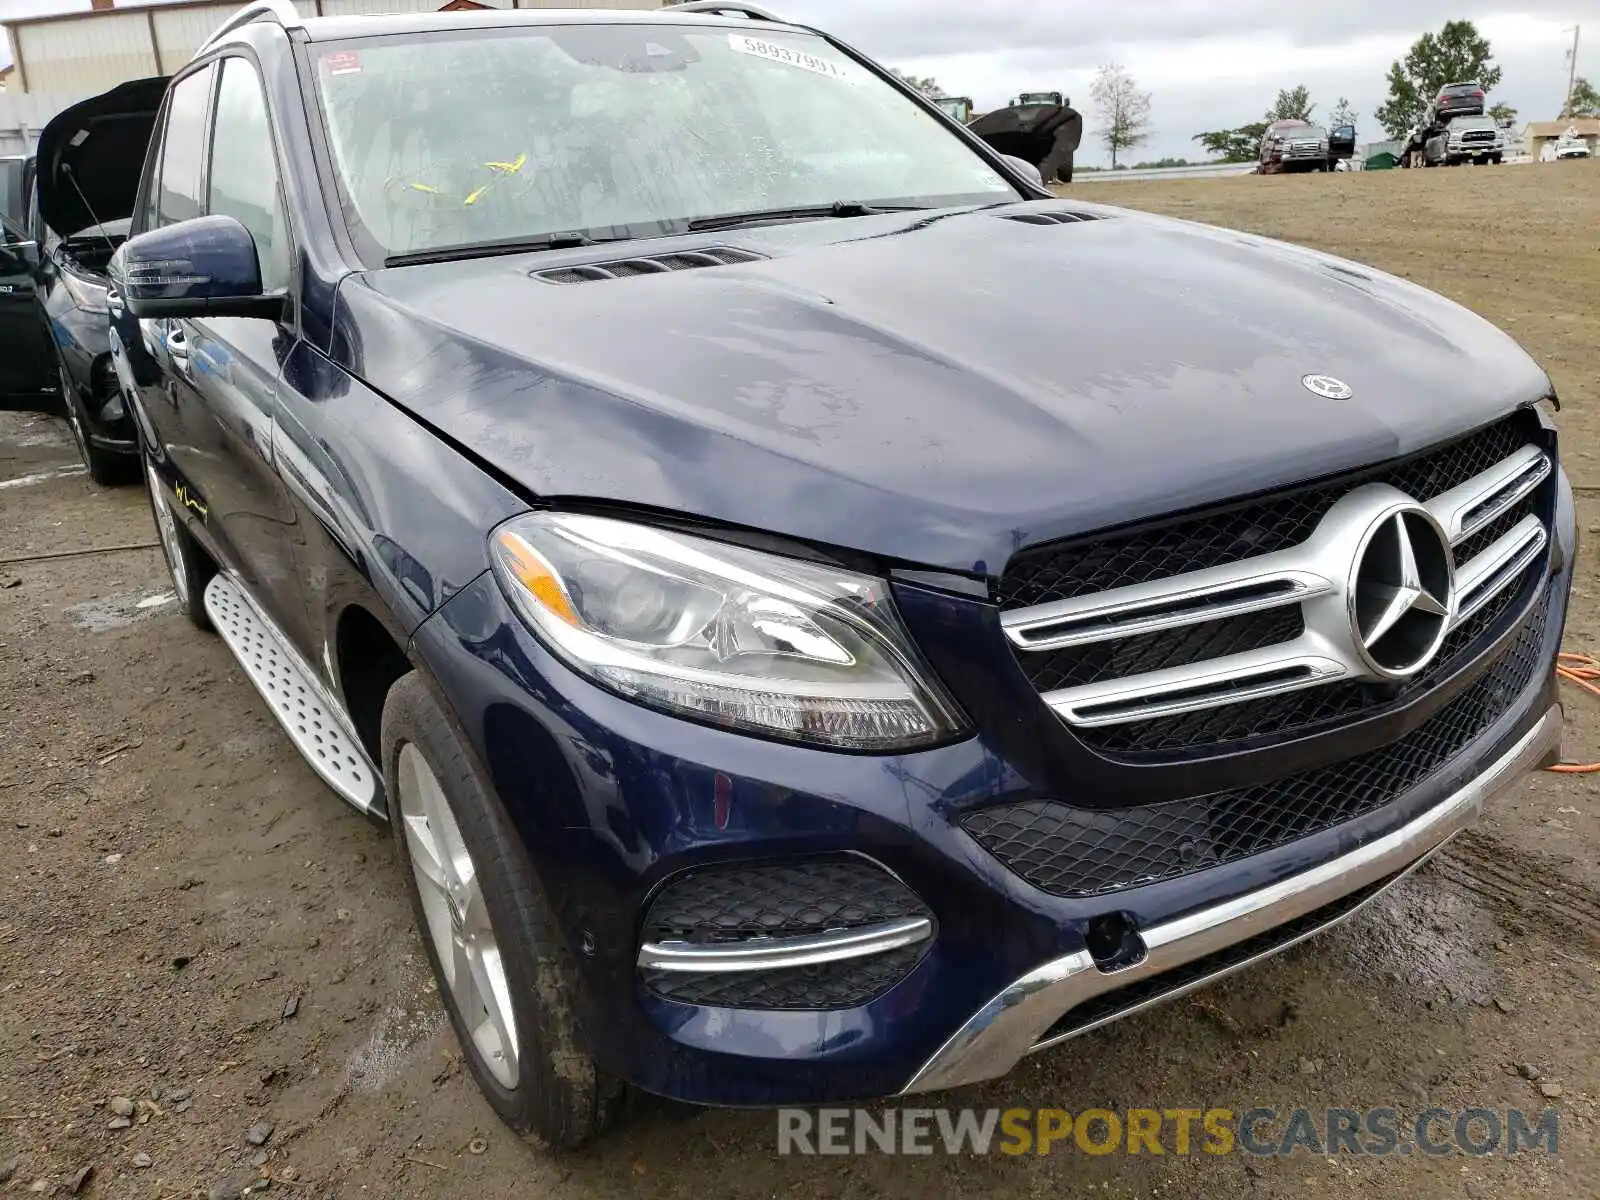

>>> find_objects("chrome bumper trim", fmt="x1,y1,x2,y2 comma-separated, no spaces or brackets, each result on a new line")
637,916,933,974
901,704,1561,1095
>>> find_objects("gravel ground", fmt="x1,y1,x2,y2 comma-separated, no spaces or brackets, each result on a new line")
2,160,1599,1199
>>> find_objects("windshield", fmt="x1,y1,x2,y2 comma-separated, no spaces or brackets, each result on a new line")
1450,116,1496,131
310,23,1018,259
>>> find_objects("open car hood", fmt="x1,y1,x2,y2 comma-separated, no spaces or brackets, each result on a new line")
967,104,1082,168
35,76,167,237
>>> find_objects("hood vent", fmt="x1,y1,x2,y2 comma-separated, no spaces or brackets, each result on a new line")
536,246,766,284
1001,209,1104,226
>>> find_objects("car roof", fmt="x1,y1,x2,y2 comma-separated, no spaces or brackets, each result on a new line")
297,8,812,43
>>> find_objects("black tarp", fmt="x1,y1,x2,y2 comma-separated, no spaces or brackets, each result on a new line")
967,102,1083,183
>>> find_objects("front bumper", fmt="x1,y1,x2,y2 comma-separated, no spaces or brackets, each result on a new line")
412,479,1573,1107
904,703,1561,1093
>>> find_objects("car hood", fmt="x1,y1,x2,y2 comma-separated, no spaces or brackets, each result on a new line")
335,201,1550,576
35,76,167,237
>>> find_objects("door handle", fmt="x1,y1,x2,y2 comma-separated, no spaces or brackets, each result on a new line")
165,327,191,376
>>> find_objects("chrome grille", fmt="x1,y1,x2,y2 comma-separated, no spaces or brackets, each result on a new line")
999,412,1553,754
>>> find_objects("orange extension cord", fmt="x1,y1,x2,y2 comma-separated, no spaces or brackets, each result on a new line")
1547,652,1600,773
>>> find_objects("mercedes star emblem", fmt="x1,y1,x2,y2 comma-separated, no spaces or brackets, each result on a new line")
1302,374,1354,400
1349,506,1454,678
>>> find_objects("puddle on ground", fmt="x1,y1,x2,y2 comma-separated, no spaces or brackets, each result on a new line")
6,422,73,449
0,465,87,490
1325,867,1496,1005
345,945,447,1095
68,584,178,632
223,728,278,761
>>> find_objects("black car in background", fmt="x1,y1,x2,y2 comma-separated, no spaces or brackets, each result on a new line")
1433,82,1487,123
0,79,166,483
1,159,61,416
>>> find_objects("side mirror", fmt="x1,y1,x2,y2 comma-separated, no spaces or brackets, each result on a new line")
1001,154,1045,187
112,214,283,320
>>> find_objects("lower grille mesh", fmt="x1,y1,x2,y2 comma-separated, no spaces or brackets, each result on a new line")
639,859,930,1010
964,590,1550,899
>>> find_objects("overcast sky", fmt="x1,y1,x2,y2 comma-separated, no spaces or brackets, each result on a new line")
3,1,1593,160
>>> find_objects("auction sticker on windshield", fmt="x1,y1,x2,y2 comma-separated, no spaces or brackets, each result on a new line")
321,51,362,76
728,33,853,81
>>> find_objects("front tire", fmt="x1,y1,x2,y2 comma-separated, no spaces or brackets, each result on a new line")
381,673,624,1150
61,366,136,487
143,460,215,629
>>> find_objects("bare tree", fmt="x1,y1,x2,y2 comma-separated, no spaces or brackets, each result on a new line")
889,68,942,97
1090,63,1152,168
1328,97,1359,130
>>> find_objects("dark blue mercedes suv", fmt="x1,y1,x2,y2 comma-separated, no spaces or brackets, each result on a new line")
108,0,1573,1149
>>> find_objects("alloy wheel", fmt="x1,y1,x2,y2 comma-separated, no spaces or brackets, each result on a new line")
146,464,189,607
61,370,91,469
396,742,521,1089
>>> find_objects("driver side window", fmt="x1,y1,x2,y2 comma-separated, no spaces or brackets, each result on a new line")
208,57,291,293
156,65,215,227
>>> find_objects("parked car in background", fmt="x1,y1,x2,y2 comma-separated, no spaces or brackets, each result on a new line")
1,165,62,415
1327,123,1357,168
932,95,972,123
1554,130,1591,160
1258,119,1331,172
110,0,1573,1151
967,93,1082,183
1425,113,1505,166
11,77,168,482
1432,81,1486,123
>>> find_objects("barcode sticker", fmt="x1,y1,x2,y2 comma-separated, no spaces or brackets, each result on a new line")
728,33,852,81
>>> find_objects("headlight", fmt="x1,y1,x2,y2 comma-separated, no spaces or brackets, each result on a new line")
490,513,968,751
60,270,109,315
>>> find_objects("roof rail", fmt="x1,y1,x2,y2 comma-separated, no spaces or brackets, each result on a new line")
666,2,785,21
195,0,305,57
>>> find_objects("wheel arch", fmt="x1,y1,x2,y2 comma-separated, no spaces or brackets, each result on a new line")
334,601,415,768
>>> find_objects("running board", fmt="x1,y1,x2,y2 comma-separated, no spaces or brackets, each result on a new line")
203,575,385,817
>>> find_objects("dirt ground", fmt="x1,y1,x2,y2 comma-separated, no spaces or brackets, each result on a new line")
3,161,1599,1200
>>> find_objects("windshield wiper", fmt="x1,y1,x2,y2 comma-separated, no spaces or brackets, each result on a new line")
384,232,633,268
684,201,926,233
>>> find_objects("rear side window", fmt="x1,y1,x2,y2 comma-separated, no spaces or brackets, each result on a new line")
156,66,215,225
208,58,290,291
